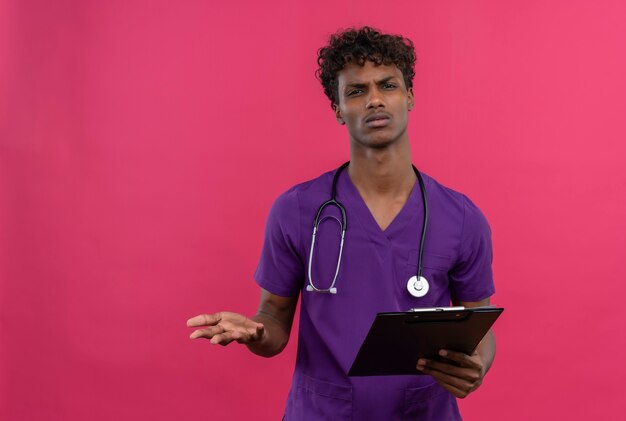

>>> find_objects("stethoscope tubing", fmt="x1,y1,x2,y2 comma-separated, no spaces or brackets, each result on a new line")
307,161,428,295
414,164,428,283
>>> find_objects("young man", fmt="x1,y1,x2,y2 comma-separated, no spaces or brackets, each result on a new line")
188,27,496,420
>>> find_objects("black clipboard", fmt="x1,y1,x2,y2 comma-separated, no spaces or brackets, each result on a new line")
348,306,503,376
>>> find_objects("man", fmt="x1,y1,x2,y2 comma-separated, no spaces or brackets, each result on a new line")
187,27,496,420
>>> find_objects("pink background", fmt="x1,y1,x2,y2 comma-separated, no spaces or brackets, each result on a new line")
2,1,625,420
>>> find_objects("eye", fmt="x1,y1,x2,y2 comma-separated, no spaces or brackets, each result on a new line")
346,89,364,96
382,83,397,89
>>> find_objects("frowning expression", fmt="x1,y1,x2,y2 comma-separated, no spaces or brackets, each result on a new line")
333,61,414,149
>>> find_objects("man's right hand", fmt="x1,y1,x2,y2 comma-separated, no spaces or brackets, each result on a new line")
187,312,265,346
187,289,297,357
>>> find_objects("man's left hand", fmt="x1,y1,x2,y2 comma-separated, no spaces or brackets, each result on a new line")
416,349,485,399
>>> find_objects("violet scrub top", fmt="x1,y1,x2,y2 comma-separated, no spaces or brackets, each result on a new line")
255,167,495,421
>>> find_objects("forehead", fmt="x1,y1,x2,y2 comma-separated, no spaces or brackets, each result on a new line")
336,61,405,87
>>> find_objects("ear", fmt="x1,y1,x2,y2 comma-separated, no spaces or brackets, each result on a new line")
333,103,345,125
407,88,415,111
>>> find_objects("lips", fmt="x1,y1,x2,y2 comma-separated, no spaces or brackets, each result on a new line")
364,112,391,128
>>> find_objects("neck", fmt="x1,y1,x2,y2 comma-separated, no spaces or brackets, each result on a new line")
347,140,415,196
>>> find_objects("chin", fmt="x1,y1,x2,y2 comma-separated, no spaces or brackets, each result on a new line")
368,140,395,149
360,134,399,149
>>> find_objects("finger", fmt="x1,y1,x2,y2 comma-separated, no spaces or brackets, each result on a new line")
429,374,471,399
211,331,236,346
416,363,480,399
438,349,481,369
231,323,264,344
417,363,476,390
231,330,251,344
253,323,265,340
186,313,221,327
189,325,224,340
243,322,264,337
231,326,263,344
416,358,480,383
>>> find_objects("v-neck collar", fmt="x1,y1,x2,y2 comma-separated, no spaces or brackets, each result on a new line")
337,168,424,243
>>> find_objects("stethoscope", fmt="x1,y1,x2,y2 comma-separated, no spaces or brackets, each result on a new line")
306,161,429,298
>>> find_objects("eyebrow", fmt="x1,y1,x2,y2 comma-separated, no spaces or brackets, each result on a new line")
343,76,399,90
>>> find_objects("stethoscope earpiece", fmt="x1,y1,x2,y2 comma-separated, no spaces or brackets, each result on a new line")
305,285,338,294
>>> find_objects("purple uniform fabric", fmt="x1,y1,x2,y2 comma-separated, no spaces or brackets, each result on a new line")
255,167,495,420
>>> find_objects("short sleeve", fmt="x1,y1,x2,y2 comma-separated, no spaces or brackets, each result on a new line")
254,190,304,297
449,196,495,302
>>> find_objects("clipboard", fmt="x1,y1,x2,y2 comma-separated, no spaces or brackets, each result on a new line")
348,306,503,376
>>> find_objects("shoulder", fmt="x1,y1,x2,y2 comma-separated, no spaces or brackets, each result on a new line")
422,173,488,224
260,168,336,264
420,172,491,255
270,169,335,214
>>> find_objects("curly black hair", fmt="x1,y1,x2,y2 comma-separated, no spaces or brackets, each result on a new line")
316,26,416,107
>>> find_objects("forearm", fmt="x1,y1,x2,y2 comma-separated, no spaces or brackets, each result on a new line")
454,298,496,374
246,289,298,357
476,328,496,374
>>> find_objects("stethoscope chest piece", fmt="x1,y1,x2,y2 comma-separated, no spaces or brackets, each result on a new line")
407,275,429,298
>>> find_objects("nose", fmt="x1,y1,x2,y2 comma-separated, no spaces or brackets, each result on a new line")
366,87,385,109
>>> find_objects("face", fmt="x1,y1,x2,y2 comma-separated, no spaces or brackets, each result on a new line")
333,61,414,149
